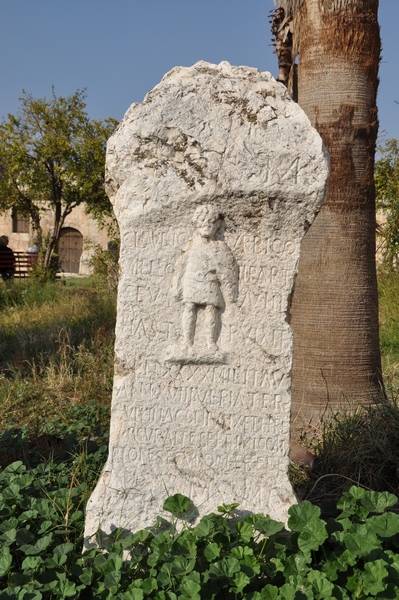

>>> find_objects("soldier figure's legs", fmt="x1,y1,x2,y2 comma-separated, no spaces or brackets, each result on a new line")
182,302,197,347
205,304,219,351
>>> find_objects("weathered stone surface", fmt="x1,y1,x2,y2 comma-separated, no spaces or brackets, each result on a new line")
85,61,329,540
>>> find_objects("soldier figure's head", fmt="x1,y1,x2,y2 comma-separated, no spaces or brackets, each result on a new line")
192,205,224,240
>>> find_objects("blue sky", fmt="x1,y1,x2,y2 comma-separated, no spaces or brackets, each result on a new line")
1,1,397,141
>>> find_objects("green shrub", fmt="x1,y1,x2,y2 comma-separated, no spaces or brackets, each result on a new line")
379,273,399,387
1,463,399,599
89,240,120,295
0,448,107,598
375,138,399,270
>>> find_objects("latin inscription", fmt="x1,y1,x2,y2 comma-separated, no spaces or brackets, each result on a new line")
142,360,290,391
127,382,289,412
125,228,296,260
115,205,302,517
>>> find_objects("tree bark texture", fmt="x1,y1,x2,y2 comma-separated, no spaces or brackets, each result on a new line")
289,0,384,432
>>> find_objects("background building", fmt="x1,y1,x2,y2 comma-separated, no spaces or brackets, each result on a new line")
0,206,109,275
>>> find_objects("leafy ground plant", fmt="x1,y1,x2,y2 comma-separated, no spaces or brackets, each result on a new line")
0,447,107,599
78,489,399,599
2,468,399,599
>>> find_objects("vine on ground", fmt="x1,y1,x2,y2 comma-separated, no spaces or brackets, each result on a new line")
1,456,399,599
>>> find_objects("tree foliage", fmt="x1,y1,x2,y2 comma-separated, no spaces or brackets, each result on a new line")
375,138,399,269
0,89,117,270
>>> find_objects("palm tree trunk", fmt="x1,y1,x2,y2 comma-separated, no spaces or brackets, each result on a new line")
282,0,384,431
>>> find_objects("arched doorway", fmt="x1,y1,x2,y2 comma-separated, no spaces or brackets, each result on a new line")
58,228,83,274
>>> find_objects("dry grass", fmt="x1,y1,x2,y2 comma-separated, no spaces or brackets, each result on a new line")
289,272,399,502
0,278,115,465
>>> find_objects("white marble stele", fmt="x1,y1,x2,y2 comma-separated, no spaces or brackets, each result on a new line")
84,61,329,542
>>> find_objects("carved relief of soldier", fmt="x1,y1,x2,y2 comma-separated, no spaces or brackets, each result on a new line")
168,204,238,363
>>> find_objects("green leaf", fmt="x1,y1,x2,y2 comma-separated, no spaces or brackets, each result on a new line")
344,526,381,557
230,571,251,593
79,566,93,585
68,510,84,524
142,576,158,594
19,510,39,522
54,576,77,598
298,519,328,553
131,530,151,544
104,570,121,590
16,473,34,488
171,555,195,576
21,556,42,571
278,583,296,600
217,502,239,514
0,517,18,533
122,587,144,600
179,579,201,598
163,494,191,517
270,557,284,574
54,542,74,555
18,590,43,600
173,529,196,556
21,533,53,555
367,512,399,538
193,515,217,538
251,514,285,537
337,486,366,515
204,542,221,562
230,545,254,560
307,570,334,598
0,547,12,577
103,553,124,573
236,521,254,542
210,557,240,579
285,553,309,577
288,501,322,532
2,483,21,501
260,584,279,599
2,461,25,474
0,528,17,546
361,490,398,513
38,520,53,534
362,559,388,595
322,548,356,582
45,554,68,568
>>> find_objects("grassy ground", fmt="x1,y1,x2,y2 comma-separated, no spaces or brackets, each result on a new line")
1,271,399,500
0,277,115,466
2,270,399,596
287,272,399,502
378,273,399,391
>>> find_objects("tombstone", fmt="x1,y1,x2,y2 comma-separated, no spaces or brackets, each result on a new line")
84,61,329,541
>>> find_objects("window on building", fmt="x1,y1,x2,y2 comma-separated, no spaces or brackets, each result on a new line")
12,210,30,233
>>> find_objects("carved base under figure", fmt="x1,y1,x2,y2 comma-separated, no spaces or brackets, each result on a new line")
165,344,227,365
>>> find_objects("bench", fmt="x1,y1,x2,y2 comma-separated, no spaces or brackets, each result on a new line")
13,251,38,278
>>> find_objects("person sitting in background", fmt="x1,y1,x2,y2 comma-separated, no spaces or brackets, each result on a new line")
0,235,16,281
